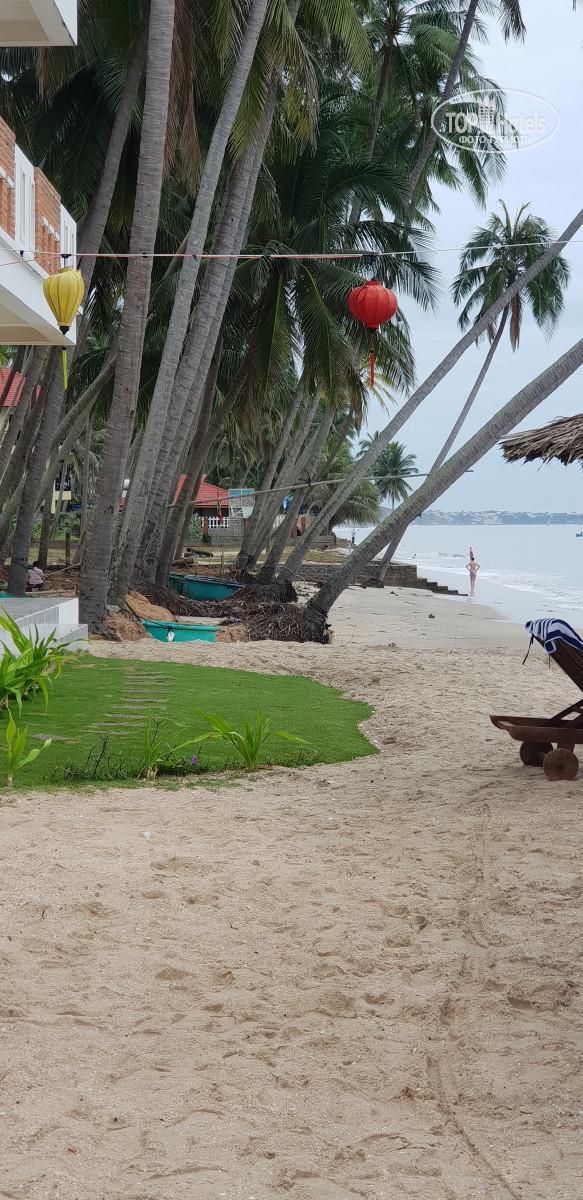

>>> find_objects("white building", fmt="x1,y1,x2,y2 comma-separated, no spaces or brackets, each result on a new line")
0,2,78,346
0,0,76,47
0,116,78,346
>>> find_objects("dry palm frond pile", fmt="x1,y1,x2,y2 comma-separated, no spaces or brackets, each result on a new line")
138,580,328,643
246,602,330,643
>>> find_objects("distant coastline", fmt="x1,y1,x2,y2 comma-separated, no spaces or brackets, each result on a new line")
414,511,583,526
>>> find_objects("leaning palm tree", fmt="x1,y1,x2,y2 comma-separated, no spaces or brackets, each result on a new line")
357,433,417,507
300,336,583,640
432,201,570,474
372,201,571,580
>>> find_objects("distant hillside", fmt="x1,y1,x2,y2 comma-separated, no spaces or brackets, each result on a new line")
414,511,583,526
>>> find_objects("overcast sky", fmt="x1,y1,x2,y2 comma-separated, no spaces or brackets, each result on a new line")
362,0,583,512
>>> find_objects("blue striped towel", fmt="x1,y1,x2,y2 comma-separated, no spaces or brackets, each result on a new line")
525,618,583,656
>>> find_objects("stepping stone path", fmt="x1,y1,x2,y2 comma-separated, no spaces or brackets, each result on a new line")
88,671,175,737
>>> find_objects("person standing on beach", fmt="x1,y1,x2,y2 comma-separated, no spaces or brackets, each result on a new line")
466,548,479,596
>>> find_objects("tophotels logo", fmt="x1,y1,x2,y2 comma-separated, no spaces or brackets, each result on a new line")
432,89,560,154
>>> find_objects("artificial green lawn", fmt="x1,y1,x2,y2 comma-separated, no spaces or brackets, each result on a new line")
4,656,377,788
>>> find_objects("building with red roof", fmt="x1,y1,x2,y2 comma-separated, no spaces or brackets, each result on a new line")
174,474,229,510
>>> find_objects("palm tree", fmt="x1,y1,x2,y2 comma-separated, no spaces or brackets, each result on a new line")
353,0,517,223
430,201,569,475
77,0,176,632
357,433,417,506
301,335,583,638
109,0,376,603
109,0,275,605
139,72,429,587
407,0,526,204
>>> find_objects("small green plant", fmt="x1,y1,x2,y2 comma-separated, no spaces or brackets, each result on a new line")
193,708,310,770
2,711,51,787
0,610,71,714
143,708,200,780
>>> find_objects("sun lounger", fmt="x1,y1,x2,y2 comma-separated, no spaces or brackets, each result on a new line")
490,618,583,781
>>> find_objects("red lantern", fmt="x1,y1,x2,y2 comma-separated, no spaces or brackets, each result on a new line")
348,279,398,387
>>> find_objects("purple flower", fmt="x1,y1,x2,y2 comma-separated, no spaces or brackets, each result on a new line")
191,755,198,765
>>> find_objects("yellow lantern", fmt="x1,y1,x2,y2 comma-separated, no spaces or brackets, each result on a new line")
43,266,85,389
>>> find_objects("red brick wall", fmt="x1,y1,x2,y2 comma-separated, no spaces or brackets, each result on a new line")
34,168,61,270
0,118,15,240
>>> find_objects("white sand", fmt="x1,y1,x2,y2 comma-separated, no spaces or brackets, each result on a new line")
327,583,529,649
1,588,582,1199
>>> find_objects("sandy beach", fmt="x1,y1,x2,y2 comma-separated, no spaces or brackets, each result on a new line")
1,586,582,1199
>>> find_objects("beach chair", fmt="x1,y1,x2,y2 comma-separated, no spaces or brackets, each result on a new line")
490,618,583,781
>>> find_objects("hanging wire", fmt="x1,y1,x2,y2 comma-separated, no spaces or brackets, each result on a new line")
0,237,579,271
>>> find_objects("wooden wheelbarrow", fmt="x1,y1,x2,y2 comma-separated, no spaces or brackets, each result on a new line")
491,629,583,781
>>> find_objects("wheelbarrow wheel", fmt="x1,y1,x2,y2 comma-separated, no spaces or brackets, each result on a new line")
543,747,579,782
520,741,553,767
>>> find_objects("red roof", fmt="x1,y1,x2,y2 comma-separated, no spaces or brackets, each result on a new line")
0,368,40,407
174,474,230,508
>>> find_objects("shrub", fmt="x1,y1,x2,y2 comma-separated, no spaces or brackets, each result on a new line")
193,708,310,770
0,610,70,715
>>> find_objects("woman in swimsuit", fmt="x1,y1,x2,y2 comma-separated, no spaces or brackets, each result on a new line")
466,548,479,596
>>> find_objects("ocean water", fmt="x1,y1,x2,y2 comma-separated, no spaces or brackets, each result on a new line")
333,522,583,626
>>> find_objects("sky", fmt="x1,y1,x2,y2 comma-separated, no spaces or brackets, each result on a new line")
362,0,583,513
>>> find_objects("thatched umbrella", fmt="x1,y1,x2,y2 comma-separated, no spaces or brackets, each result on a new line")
501,414,583,466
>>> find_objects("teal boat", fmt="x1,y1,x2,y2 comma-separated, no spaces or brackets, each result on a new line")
168,573,243,601
142,619,219,643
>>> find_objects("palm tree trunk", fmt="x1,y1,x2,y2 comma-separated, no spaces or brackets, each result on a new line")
0,397,43,542
155,373,237,585
37,495,52,569
50,461,68,540
235,375,306,569
431,309,510,474
78,0,176,632
277,204,583,579
114,0,304,596
77,4,150,290
375,308,510,580
115,145,261,593
406,0,479,205
348,23,394,225
0,348,25,460
322,410,352,474
80,414,92,537
0,347,114,559
236,390,321,571
112,82,279,601
111,0,270,595
0,347,44,486
149,344,223,584
174,474,204,564
303,337,583,634
258,408,334,582
7,349,59,593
